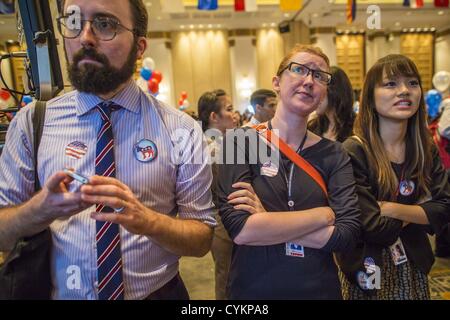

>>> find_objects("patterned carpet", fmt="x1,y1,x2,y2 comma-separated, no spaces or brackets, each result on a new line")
429,257,450,300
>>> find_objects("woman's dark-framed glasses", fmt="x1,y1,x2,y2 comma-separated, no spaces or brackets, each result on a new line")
283,62,332,85
57,15,135,41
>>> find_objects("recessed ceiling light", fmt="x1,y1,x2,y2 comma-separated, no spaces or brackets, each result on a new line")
395,22,400,27
262,23,267,28
190,25,194,29
431,27,436,32
180,25,185,29
208,24,213,28
312,13,319,18
284,13,290,18
270,23,276,27
438,11,444,15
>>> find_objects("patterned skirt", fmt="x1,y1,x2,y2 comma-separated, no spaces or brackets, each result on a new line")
339,248,430,300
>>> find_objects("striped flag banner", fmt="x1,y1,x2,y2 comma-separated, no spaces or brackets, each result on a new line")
280,0,303,12
198,0,218,10
346,0,356,24
403,0,424,8
235,0,258,12
160,0,185,13
434,0,449,7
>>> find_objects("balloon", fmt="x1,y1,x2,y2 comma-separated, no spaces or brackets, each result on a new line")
178,98,184,106
181,91,188,100
426,89,442,119
143,57,155,71
151,70,163,84
140,68,152,81
432,71,450,93
0,89,10,101
22,95,33,105
148,78,159,94
182,99,190,110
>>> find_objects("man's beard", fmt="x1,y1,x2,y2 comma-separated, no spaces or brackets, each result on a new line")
68,44,138,95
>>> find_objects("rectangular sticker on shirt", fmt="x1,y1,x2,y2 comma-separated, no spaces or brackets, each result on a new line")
285,242,304,258
389,238,408,266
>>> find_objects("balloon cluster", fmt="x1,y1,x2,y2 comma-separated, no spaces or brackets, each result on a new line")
425,71,450,119
178,91,190,111
138,57,163,96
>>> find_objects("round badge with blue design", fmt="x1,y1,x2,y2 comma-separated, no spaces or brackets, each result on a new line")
399,180,415,197
134,139,158,163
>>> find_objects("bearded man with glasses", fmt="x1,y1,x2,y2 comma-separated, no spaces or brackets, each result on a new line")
0,0,216,300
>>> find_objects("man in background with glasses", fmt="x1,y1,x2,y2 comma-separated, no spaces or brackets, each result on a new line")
0,0,215,300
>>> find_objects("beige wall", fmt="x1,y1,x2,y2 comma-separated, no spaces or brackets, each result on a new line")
230,36,257,113
256,28,284,90
171,30,232,113
435,33,450,74
314,33,337,67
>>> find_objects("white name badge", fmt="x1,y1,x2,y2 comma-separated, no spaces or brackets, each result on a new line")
389,238,408,266
285,242,304,258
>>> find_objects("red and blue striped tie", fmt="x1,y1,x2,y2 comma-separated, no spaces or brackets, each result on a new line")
95,102,124,300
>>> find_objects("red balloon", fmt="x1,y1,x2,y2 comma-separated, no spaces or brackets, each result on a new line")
148,78,159,94
178,98,184,106
0,89,10,101
151,70,163,84
181,91,188,100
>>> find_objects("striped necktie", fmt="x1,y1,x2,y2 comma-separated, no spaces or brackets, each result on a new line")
95,101,124,300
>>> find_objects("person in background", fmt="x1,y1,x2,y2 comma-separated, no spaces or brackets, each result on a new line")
246,89,278,126
308,66,355,142
232,111,243,128
197,89,235,300
0,0,215,300
217,44,361,299
337,54,450,300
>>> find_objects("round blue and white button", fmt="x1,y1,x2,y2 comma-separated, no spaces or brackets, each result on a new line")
134,139,158,163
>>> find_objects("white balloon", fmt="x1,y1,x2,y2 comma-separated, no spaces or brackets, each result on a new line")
182,99,190,109
143,57,155,71
432,71,450,93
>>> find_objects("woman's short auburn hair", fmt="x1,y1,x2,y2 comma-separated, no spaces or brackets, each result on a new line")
276,44,330,76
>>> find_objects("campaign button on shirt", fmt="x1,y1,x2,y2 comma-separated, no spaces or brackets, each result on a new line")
399,180,415,196
65,141,88,160
134,139,158,163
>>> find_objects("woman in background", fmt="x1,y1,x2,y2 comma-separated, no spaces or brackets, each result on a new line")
308,66,355,142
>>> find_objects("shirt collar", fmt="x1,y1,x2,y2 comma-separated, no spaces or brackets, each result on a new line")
75,79,142,116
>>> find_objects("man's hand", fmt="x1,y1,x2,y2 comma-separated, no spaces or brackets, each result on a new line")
30,171,90,223
81,176,155,235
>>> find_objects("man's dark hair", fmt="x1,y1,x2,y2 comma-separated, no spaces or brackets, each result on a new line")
198,89,227,132
250,89,276,108
59,0,148,37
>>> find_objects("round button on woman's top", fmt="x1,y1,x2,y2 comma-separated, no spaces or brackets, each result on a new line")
288,200,294,207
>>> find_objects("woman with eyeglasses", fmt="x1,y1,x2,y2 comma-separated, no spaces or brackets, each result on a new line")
216,44,361,299
335,54,450,300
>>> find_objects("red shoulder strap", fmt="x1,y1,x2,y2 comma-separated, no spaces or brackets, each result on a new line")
253,123,328,197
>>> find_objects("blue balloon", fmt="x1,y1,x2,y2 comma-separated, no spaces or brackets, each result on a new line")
22,95,33,105
425,89,442,119
140,68,152,81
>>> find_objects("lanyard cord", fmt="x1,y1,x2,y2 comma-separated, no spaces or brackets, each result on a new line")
268,119,308,209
